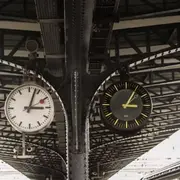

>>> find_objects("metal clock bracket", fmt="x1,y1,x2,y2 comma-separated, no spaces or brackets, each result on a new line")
118,65,130,82
13,133,35,159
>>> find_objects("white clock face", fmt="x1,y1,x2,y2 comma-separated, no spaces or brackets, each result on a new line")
4,83,55,133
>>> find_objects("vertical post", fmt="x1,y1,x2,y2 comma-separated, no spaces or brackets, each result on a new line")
64,0,94,179
115,32,120,65
0,31,4,58
22,133,26,156
146,30,151,53
177,26,180,47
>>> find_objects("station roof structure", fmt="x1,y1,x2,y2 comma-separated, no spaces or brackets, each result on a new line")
0,0,180,180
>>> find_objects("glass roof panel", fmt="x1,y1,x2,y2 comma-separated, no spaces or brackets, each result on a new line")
109,129,180,180
0,160,30,180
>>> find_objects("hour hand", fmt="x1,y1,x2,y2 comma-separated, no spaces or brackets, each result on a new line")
122,104,138,108
24,106,44,110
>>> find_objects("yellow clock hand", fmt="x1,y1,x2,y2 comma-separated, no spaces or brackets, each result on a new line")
124,86,138,109
122,104,138,108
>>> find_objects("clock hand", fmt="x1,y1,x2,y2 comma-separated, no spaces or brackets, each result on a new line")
24,106,44,110
31,97,47,107
122,104,138,108
124,86,138,109
27,89,36,113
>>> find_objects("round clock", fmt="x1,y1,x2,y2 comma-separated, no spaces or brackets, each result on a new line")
100,81,152,132
4,83,55,133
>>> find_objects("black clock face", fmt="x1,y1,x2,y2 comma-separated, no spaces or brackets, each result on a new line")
100,81,152,132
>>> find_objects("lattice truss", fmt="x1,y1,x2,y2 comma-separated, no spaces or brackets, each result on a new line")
89,0,180,74
88,0,180,177
89,53,180,179
0,62,67,179
1,0,180,180
89,22,180,179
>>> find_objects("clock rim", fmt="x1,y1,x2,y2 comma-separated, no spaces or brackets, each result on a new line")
100,81,153,133
4,82,55,134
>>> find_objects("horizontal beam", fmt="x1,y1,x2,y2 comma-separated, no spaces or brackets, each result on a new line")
113,15,180,30
144,79,180,88
109,44,169,57
120,8,180,21
154,101,180,109
4,49,44,58
151,110,180,117
152,92,180,99
130,63,180,74
0,21,40,31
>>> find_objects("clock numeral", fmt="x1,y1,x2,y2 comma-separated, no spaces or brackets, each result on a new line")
11,116,16,119
125,82,127,89
135,119,139,126
114,119,119,125
28,87,30,92
19,122,22,126
114,85,118,91
43,115,48,118
105,112,112,117
102,104,110,106
37,121,41,126
8,107,14,109
105,93,112,97
119,122,123,128
11,98,16,101
18,90,22,95
45,106,51,109
141,94,147,98
36,90,40,94
125,121,128,128
143,104,150,107
141,113,147,117
29,124,31,129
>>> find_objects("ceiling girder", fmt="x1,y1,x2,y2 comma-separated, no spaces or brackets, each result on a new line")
113,15,180,30
0,21,40,31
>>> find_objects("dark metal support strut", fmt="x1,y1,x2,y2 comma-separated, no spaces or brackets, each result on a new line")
64,0,94,179
0,31,4,58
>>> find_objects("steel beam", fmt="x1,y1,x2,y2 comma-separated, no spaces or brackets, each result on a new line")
34,0,64,77
124,34,143,54
152,92,180,99
109,44,169,57
143,79,180,88
3,49,44,58
0,31,4,58
0,20,40,31
113,15,180,30
151,110,180,117
130,63,180,74
8,36,27,57
64,0,94,179
120,8,180,21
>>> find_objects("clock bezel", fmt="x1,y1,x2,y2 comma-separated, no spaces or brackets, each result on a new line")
4,82,55,134
100,81,153,133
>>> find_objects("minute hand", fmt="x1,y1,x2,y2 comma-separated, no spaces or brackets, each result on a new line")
27,89,36,113
124,86,138,108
